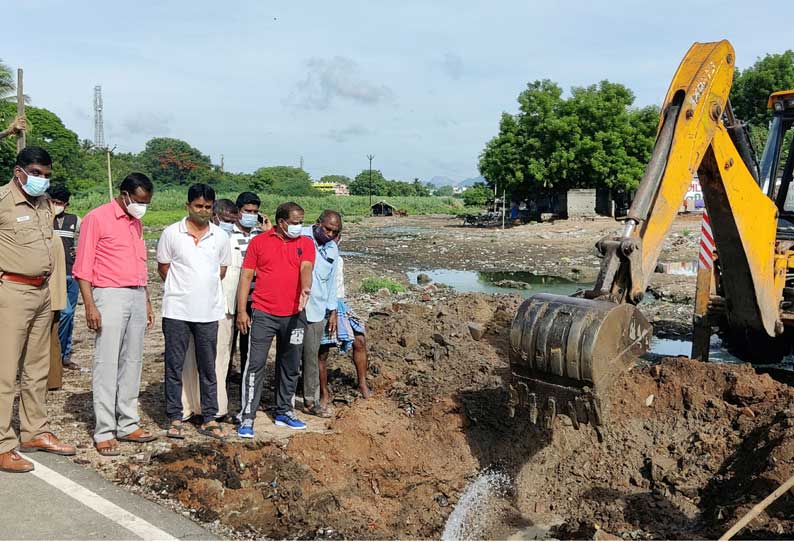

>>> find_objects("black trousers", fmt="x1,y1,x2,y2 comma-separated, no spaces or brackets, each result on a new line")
231,301,253,374
162,317,219,423
239,309,306,419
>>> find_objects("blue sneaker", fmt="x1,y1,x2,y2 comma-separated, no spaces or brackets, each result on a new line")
237,419,255,439
274,411,306,430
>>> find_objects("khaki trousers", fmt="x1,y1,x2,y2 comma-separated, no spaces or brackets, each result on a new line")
181,314,233,419
0,281,52,454
47,311,63,391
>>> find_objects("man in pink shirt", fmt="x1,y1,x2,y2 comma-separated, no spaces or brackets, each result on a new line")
73,173,157,456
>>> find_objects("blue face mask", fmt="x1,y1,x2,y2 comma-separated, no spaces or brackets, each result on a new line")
219,221,235,233
240,212,259,229
20,169,50,197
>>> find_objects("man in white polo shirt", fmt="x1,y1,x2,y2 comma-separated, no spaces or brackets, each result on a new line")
156,184,231,440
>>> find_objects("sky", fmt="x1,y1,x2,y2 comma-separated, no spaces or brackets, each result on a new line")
3,1,792,183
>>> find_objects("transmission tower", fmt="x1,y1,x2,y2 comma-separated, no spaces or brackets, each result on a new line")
94,85,105,148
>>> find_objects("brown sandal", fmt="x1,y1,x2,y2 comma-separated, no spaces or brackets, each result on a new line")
95,439,120,456
118,428,157,443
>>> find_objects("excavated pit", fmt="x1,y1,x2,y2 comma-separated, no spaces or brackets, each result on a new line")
112,293,794,540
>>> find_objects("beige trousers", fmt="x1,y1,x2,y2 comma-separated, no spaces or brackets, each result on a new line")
47,311,62,391
0,281,51,454
181,315,233,419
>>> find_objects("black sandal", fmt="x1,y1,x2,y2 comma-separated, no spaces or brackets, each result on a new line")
167,420,186,439
197,423,227,440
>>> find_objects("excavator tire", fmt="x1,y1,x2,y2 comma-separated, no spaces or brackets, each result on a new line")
509,293,652,429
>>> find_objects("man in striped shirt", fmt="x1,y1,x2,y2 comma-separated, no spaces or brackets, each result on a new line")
47,185,81,370
228,191,270,380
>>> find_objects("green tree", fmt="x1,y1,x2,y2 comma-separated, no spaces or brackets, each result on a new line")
253,166,317,195
0,103,81,187
350,169,388,196
731,50,794,150
478,78,657,197
462,183,491,207
434,185,455,196
138,137,211,186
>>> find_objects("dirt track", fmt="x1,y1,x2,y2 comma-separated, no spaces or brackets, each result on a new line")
39,214,794,539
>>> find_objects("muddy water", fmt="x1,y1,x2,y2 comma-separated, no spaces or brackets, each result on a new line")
407,268,589,297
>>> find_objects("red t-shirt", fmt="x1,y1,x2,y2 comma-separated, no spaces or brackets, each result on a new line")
242,229,316,316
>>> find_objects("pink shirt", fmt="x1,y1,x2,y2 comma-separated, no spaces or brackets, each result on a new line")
72,200,148,287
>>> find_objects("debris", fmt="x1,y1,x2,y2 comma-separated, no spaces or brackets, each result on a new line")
645,394,655,407
467,322,485,341
416,273,432,284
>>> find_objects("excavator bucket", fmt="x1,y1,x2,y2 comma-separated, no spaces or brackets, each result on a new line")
509,293,651,429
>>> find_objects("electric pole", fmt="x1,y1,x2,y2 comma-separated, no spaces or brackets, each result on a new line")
16,68,25,152
366,154,375,208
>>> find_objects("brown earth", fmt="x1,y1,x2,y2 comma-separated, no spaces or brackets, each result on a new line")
35,214,794,539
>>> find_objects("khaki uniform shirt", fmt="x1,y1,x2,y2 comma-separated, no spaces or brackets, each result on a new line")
0,180,54,278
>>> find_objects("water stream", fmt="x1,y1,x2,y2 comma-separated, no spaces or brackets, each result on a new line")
441,470,511,541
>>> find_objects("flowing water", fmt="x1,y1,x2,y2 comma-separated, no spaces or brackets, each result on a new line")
442,470,511,541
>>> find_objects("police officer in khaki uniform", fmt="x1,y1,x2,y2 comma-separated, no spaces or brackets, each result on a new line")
0,147,76,474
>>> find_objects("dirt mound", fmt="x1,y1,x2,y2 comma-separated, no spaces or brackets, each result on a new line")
113,293,794,540
518,358,794,540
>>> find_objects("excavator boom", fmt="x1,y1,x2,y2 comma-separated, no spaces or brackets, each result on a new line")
510,40,785,430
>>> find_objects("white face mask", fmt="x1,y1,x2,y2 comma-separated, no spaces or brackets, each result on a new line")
124,194,148,220
219,221,235,233
52,205,65,216
284,223,303,239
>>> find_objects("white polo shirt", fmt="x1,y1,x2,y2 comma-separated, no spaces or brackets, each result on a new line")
157,218,232,322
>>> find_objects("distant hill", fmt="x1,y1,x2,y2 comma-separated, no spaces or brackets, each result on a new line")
428,175,484,187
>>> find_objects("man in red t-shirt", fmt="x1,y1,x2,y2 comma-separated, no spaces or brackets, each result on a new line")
235,202,315,434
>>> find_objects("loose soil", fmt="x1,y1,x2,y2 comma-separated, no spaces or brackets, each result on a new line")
37,214,794,539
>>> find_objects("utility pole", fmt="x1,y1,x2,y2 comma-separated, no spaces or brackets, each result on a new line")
16,68,25,152
502,189,506,230
220,154,224,172
366,154,375,208
106,145,117,202
300,155,304,170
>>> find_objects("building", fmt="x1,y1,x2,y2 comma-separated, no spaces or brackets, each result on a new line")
371,200,396,216
312,181,350,196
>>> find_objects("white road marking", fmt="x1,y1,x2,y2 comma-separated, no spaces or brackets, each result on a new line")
20,454,176,541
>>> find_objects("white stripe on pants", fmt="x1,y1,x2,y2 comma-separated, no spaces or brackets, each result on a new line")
92,287,146,443
180,314,233,419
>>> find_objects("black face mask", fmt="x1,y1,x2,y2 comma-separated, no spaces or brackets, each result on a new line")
313,224,335,245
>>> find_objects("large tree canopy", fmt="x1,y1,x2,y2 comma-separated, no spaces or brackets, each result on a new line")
138,137,212,185
478,79,658,197
0,102,81,186
730,50,794,151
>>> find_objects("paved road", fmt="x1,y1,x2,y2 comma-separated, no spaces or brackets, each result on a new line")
0,451,217,540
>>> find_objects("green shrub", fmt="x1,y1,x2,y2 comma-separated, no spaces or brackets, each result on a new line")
360,277,407,294
70,190,479,228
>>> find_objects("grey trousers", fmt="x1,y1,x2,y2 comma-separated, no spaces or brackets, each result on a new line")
301,318,327,405
92,287,146,443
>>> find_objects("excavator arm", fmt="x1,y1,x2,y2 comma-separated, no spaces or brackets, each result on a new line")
509,40,786,431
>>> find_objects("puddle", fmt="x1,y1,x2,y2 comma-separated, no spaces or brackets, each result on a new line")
647,336,794,366
407,269,588,297
655,261,698,276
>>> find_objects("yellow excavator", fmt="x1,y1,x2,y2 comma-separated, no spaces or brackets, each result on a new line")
509,40,794,431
